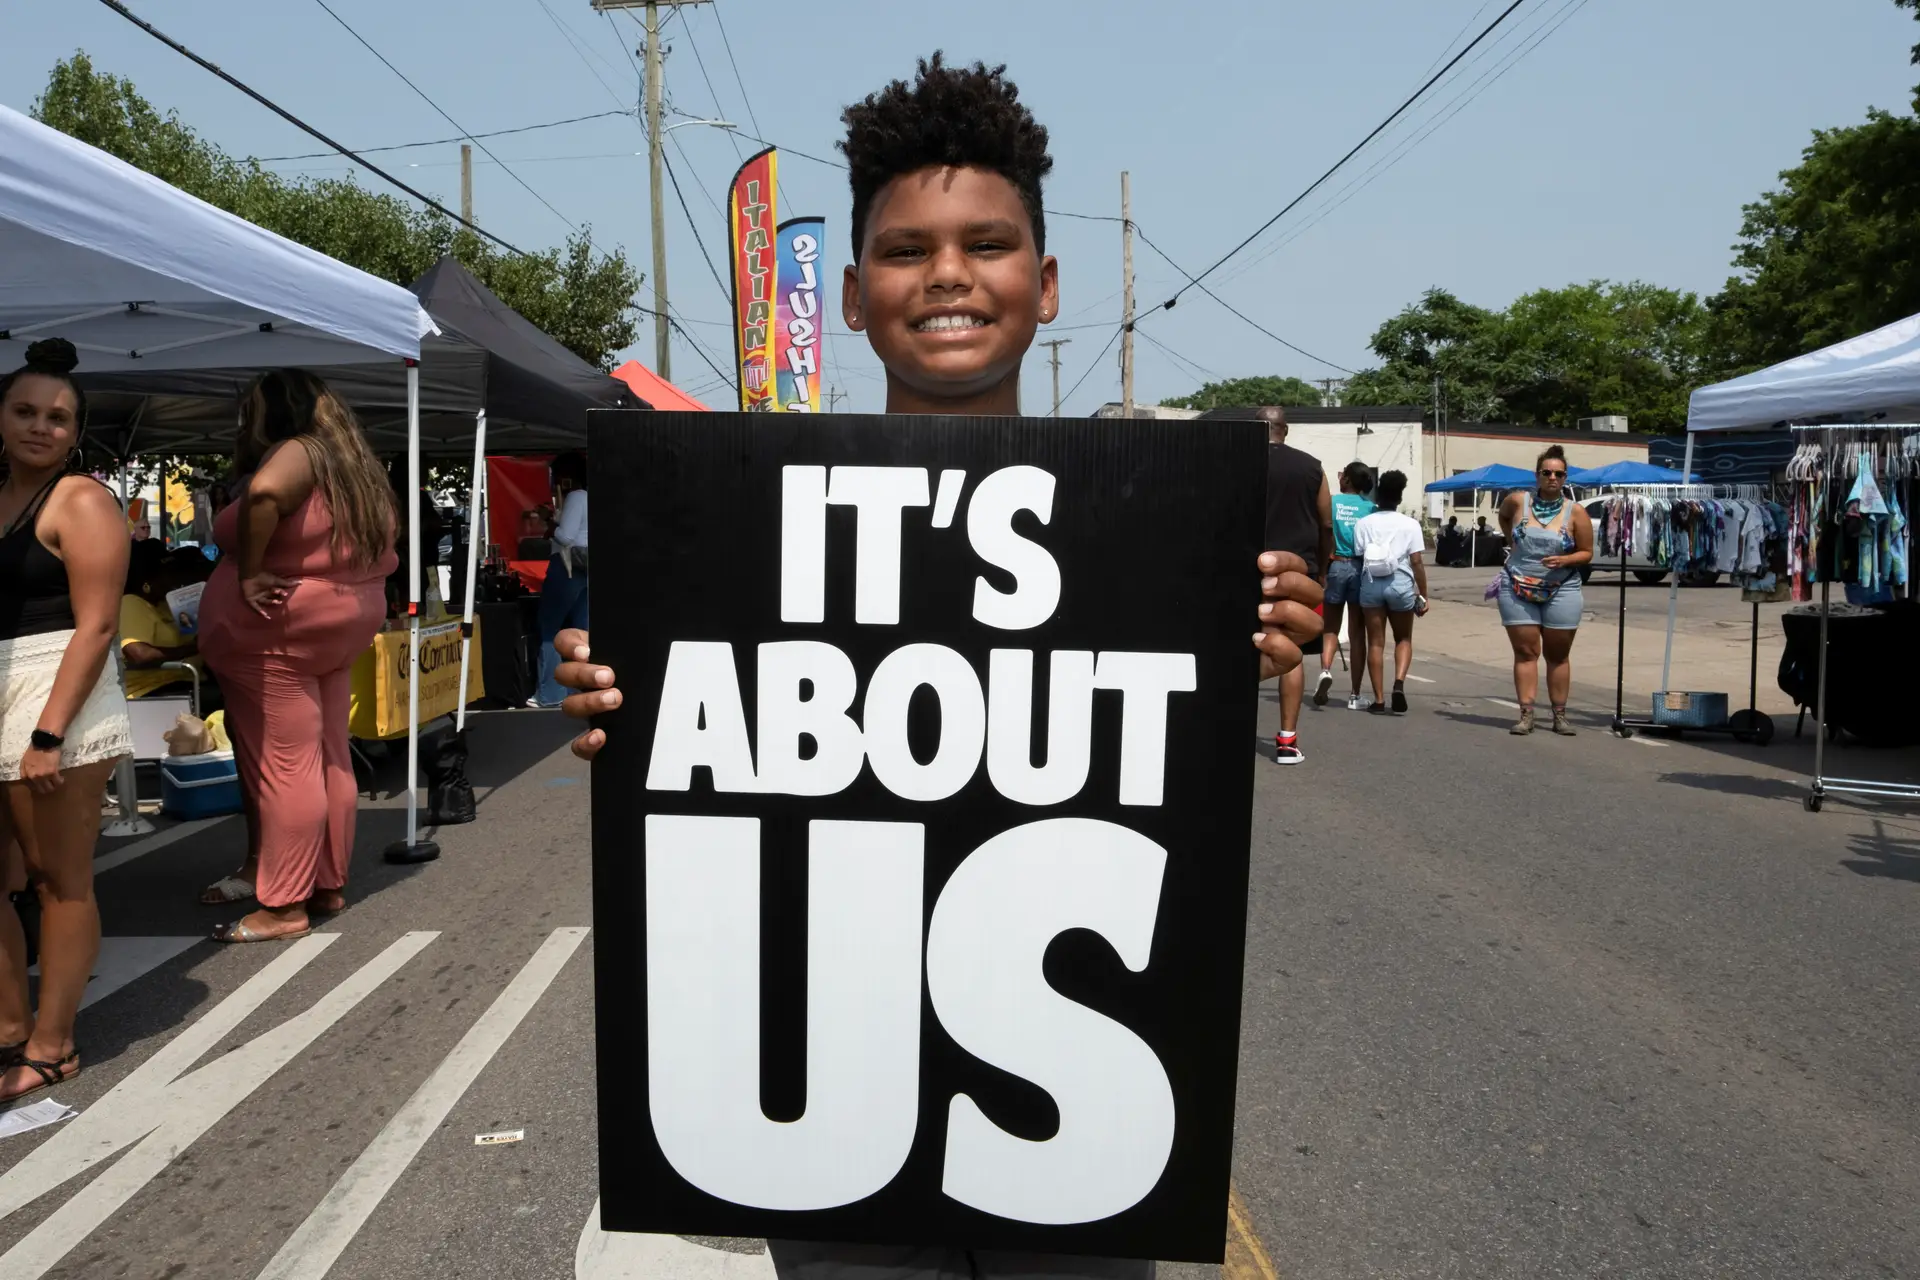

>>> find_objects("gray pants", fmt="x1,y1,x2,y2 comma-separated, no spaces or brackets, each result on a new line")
768,1241,1157,1280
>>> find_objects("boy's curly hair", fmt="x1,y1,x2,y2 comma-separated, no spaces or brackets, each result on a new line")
838,53,1053,261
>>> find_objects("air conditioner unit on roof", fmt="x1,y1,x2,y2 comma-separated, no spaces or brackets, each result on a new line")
1579,415,1629,433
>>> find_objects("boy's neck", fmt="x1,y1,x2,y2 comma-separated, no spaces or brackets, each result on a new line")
883,366,1023,417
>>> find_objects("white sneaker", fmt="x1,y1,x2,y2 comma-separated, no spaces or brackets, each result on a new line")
1313,670,1333,707
1347,694,1365,711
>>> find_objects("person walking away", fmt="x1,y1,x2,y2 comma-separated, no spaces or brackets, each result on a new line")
0,338,133,1104
1317,461,1375,710
1262,407,1332,764
532,451,589,708
197,370,397,942
1496,444,1593,735
1351,470,1430,715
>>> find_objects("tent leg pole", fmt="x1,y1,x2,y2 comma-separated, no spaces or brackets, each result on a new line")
386,361,440,865
100,756,154,838
1614,541,1627,732
1811,575,1831,810
1657,432,1694,695
455,411,486,735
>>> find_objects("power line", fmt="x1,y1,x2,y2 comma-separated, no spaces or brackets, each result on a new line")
710,2,765,141
673,12,749,162
257,109,634,162
90,0,529,259
660,148,733,309
311,0,589,238
1129,224,1356,374
1057,325,1125,413
531,0,632,108
1134,327,1220,385
1155,0,1534,313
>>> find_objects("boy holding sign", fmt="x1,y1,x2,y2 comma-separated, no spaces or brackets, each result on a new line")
557,53,1321,1279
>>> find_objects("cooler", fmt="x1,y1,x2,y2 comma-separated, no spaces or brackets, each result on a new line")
160,750,244,818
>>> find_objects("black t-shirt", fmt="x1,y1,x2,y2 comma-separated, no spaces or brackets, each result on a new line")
1265,441,1325,579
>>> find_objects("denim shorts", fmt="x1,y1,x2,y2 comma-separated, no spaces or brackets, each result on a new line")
1358,569,1417,612
1497,576,1584,630
1324,558,1363,606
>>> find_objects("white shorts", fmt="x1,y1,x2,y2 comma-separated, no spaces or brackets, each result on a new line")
0,630,133,781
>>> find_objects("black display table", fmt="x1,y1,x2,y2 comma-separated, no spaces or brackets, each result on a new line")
477,597,540,708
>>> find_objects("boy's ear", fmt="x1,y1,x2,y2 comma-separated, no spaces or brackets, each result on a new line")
1039,254,1060,327
842,263,865,333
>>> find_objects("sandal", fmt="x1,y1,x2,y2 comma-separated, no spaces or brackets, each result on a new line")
306,892,346,919
212,918,312,945
200,875,256,906
0,1041,23,1070
0,1050,79,1106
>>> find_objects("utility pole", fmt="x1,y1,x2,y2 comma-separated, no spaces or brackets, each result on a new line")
1433,374,1445,487
1040,338,1073,417
594,0,708,382
1120,170,1135,418
459,143,473,226
826,386,848,413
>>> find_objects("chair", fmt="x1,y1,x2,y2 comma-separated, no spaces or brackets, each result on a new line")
106,662,204,836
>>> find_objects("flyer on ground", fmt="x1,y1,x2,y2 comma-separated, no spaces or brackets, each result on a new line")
587,410,1264,1263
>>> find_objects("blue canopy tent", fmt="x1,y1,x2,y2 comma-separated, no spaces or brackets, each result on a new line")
1567,460,1699,487
1423,463,1534,492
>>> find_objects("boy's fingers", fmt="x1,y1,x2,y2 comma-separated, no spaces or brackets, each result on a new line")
570,728,605,761
1263,569,1323,610
1252,630,1305,682
1257,550,1311,579
1257,599,1325,647
554,661,614,694
560,688,621,721
554,628,591,663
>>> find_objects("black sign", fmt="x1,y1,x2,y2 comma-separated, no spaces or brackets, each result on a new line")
589,411,1262,1263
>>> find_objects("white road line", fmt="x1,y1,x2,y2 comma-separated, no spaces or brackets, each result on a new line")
1487,698,1522,710
1404,675,1436,684
1,933,437,1278
255,927,591,1280
33,937,201,1010
93,817,227,875
1626,734,1667,747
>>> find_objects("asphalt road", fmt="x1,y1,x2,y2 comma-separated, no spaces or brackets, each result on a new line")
2,667,1916,1278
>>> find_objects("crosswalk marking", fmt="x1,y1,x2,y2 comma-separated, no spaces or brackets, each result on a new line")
26,936,202,1011
1487,698,1522,710
1404,675,1436,684
92,817,229,876
257,927,590,1280
0,932,437,1279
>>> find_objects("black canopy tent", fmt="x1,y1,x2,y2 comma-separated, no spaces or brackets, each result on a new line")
71,257,644,860
77,255,642,457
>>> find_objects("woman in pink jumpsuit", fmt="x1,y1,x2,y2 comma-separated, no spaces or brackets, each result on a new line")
198,370,397,943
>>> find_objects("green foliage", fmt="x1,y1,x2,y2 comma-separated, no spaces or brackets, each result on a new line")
1706,107,1920,374
1159,375,1327,410
1898,0,1920,65
33,53,640,370
1340,284,1708,432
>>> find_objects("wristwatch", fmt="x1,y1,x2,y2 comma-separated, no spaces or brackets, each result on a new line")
29,729,64,752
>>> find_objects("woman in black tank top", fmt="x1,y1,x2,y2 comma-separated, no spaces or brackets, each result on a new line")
0,338,133,1107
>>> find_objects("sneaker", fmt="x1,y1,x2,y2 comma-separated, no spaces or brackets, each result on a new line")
1552,709,1578,737
1391,685,1409,715
1511,707,1536,735
1367,702,1393,717
1313,671,1333,707
1347,693,1365,711
1273,737,1304,765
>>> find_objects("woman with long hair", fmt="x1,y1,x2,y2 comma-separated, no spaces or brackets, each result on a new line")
197,369,397,942
0,339,132,1103
1314,461,1376,711
1351,470,1430,716
1496,444,1593,735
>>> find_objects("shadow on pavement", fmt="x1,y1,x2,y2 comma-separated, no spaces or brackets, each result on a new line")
1655,771,1807,802
1840,821,1920,883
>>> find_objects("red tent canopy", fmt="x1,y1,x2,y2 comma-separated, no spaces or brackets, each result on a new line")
612,360,710,412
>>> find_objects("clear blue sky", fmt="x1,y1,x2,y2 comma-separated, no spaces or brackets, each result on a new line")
5,0,1917,414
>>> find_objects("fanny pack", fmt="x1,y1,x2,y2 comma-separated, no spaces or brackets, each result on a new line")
1505,567,1558,604
1363,543,1396,579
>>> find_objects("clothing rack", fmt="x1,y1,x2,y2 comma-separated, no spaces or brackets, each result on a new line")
1791,424,1920,811
1605,483,1776,744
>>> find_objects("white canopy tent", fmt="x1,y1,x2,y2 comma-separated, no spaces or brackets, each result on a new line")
0,103,446,859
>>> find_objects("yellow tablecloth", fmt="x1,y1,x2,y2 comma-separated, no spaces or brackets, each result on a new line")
348,616,485,740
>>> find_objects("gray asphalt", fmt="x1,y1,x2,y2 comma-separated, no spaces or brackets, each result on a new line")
1,663,1915,1278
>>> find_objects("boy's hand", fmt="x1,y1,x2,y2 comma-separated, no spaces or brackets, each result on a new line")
554,628,620,760
1254,551,1323,682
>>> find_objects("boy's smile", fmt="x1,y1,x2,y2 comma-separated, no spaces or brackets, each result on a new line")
844,164,1059,415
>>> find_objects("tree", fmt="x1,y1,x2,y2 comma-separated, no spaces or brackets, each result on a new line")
1500,281,1708,432
1159,375,1326,410
1897,0,1919,65
32,54,641,370
1706,107,1920,375
1341,288,1509,421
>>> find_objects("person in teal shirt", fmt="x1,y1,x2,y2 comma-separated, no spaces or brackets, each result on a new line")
1314,461,1377,710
